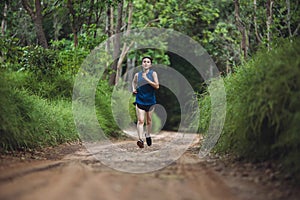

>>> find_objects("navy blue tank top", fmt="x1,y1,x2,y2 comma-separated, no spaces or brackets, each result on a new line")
135,70,156,106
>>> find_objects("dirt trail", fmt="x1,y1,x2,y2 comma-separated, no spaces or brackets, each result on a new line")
0,132,299,200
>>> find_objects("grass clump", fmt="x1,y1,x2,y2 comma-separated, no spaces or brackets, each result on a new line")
0,71,78,150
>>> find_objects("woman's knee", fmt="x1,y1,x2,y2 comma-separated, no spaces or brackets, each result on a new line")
137,119,144,125
146,118,152,125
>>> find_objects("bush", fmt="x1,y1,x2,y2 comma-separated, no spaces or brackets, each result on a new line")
20,46,62,77
199,38,300,180
95,80,121,137
23,71,74,100
73,78,124,140
0,71,78,150
0,37,23,70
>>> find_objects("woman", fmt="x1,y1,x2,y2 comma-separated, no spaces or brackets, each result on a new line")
132,56,159,148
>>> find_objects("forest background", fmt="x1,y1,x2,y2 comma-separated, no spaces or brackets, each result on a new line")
0,0,299,182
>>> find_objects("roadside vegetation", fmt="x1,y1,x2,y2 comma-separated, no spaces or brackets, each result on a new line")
199,38,300,181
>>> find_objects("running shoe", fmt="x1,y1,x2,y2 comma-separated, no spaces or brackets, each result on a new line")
137,139,144,148
146,136,152,146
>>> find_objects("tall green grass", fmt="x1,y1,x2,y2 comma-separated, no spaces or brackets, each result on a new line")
0,37,126,150
199,38,300,180
0,71,78,150
95,80,121,138
23,71,74,100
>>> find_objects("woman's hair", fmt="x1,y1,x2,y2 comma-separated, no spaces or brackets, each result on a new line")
142,56,153,63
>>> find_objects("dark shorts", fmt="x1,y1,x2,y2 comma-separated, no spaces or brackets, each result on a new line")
134,103,155,112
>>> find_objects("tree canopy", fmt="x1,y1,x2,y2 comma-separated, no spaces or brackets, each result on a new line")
1,0,298,68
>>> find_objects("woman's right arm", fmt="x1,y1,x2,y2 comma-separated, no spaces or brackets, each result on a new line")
132,73,138,94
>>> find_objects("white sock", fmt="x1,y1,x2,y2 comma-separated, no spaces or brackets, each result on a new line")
137,123,143,140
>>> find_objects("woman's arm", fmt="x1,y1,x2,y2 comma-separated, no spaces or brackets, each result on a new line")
132,73,138,94
142,71,159,90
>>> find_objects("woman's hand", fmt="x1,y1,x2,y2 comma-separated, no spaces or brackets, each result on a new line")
142,72,159,90
142,72,147,80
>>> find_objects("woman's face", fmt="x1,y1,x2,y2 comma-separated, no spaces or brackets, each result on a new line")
142,58,152,70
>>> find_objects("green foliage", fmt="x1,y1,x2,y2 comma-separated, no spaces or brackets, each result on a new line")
0,71,78,150
95,80,122,138
0,37,23,70
2,0,299,74
1,0,299,153
132,0,156,28
73,78,133,141
15,35,103,100
78,24,107,50
198,38,300,180
155,0,219,34
0,39,79,100
23,71,74,100
111,83,133,131
3,5,37,46
20,45,63,76
202,21,240,71
197,91,211,133
50,39,89,75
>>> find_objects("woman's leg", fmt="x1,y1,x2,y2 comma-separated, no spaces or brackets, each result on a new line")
136,105,145,140
146,108,154,137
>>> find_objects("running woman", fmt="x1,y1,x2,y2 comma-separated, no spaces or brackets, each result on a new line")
132,56,159,148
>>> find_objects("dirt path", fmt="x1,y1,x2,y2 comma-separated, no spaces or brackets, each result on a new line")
0,132,299,200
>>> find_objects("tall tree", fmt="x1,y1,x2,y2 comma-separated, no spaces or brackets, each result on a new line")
66,0,105,47
21,0,48,48
253,0,262,44
266,0,274,50
109,0,123,85
1,1,7,36
67,0,80,47
234,0,248,60
116,1,133,85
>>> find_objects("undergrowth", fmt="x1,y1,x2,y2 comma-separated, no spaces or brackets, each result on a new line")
198,38,300,181
0,71,78,150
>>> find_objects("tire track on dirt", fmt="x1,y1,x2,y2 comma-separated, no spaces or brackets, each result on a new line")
0,161,64,183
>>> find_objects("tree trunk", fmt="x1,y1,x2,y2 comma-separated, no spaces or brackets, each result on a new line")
127,1,133,36
21,0,48,48
67,0,79,47
285,0,292,37
87,0,95,26
109,1,123,85
115,1,133,85
285,0,299,37
234,0,248,60
124,1,135,82
266,0,274,50
94,1,103,38
53,12,62,41
105,3,112,43
253,0,262,43
104,3,112,80
34,0,48,48
1,2,7,36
